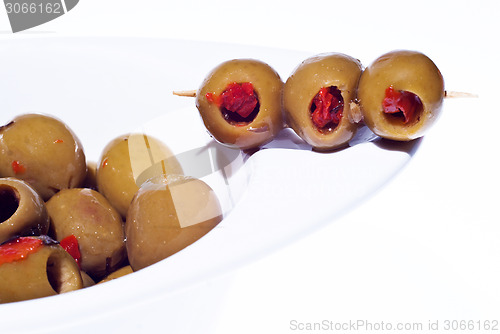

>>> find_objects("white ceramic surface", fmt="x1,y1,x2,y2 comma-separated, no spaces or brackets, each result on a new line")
0,38,419,332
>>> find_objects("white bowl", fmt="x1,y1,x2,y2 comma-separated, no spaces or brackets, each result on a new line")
0,37,418,333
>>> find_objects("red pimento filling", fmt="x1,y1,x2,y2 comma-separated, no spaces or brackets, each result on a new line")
206,82,259,124
382,86,423,124
60,235,81,268
0,237,43,266
11,160,26,174
310,86,344,131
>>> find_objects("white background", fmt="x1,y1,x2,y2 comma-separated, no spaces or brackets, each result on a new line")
1,1,500,333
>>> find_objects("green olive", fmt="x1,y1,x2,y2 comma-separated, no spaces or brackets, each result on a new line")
0,236,83,303
196,59,284,150
46,188,126,280
83,161,98,190
283,53,363,151
0,114,87,201
125,175,223,271
357,50,445,141
96,134,183,218
80,270,96,288
98,265,133,284
0,177,50,244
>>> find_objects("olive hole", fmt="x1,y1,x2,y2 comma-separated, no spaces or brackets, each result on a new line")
46,254,65,294
0,186,20,223
46,252,77,294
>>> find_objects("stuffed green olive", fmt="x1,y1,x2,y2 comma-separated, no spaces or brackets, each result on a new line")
357,50,445,141
125,175,222,271
0,114,86,200
283,53,363,151
196,59,284,150
0,236,83,303
0,178,49,244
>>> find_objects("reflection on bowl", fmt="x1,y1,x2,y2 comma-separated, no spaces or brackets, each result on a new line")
134,141,248,216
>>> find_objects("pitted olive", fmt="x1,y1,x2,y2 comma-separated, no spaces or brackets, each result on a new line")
196,59,284,150
125,174,222,271
98,265,133,284
357,50,445,141
0,177,49,244
283,53,363,151
0,114,86,200
0,236,83,303
46,188,126,280
96,134,183,218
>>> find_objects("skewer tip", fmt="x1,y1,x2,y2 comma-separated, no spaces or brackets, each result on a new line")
173,90,197,97
445,91,479,98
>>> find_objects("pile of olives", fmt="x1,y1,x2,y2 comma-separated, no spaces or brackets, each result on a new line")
195,49,445,151
0,114,222,303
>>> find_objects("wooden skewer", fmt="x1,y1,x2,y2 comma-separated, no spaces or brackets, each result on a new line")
174,90,479,99
445,91,478,98
172,89,477,128
173,90,197,97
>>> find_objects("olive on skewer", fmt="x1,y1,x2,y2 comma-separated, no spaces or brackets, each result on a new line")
283,53,363,151
357,50,445,141
194,59,284,150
